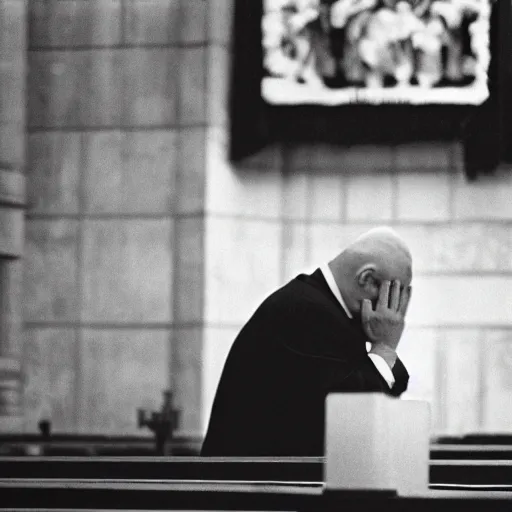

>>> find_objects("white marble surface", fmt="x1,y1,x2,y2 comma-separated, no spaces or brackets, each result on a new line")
204,216,281,325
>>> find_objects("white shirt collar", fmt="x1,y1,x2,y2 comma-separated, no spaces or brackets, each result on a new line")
320,263,353,319
320,264,373,354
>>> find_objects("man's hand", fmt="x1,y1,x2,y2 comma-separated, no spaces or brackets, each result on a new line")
361,280,412,352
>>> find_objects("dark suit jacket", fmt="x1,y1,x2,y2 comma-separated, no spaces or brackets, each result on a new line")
201,269,409,457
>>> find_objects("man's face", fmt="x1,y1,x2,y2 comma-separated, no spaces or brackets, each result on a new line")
365,263,413,310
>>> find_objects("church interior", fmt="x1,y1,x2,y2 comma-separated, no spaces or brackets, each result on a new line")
2,0,512,509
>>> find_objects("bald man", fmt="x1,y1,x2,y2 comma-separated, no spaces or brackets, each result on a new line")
201,227,412,457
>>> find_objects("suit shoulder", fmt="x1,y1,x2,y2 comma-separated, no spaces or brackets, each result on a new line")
261,274,330,312
254,278,356,359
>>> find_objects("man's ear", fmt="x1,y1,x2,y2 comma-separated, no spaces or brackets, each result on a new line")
357,265,378,294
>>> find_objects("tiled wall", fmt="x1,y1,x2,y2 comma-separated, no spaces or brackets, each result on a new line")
21,0,512,436
22,0,215,435
205,137,512,436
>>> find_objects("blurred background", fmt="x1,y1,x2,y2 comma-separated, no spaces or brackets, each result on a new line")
0,0,511,450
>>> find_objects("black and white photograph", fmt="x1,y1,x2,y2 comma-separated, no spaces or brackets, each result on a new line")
1,0,512,510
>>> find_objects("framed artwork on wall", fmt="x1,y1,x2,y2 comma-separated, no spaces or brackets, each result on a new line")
261,0,492,107
230,0,511,180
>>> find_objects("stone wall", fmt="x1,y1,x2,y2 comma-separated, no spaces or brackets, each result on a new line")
22,0,215,435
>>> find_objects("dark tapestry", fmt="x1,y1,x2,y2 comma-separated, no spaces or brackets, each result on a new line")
230,0,512,180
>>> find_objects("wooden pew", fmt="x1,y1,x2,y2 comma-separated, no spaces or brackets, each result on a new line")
2,434,509,459
430,460,512,485
0,456,324,481
436,434,512,445
2,398,512,487
2,399,512,509
2,456,512,486
1,478,512,511
431,445,512,460
0,433,202,456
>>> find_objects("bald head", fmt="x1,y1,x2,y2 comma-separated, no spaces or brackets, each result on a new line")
329,227,413,317
345,226,412,271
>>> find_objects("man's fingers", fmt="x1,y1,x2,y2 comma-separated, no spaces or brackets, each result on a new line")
377,280,390,310
398,285,412,316
390,280,401,311
361,298,373,324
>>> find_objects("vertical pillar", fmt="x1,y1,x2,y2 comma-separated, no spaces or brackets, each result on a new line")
0,259,25,431
0,0,27,431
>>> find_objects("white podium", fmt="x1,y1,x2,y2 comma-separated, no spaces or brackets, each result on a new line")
324,393,430,496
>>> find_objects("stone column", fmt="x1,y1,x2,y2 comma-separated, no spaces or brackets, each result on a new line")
0,0,27,431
